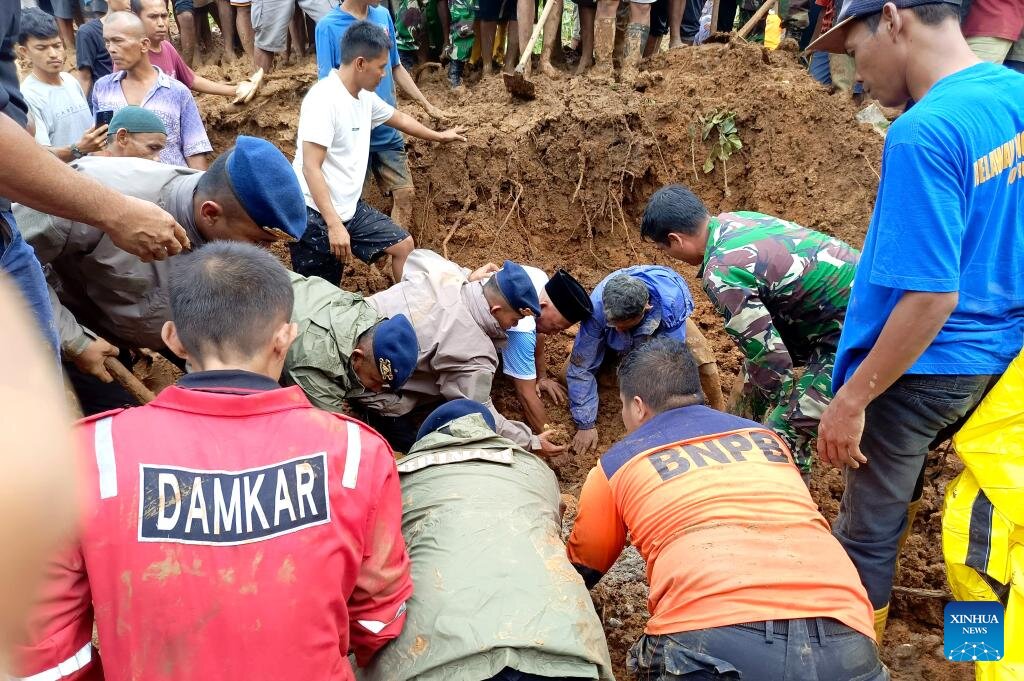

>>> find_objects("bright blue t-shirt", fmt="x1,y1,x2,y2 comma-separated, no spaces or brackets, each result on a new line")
834,62,1024,389
314,6,404,152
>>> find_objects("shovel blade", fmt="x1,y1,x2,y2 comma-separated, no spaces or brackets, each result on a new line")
503,70,536,100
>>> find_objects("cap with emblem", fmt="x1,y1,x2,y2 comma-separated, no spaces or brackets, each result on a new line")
493,260,541,317
806,0,961,54
225,135,308,239
415,399,497,441
545,269,593,324
372,313,418,390
107,105,166,136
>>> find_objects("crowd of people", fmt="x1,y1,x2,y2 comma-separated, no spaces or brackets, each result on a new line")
1,0,1023,679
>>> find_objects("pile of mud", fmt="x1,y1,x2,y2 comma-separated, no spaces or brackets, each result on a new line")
194,41,968,680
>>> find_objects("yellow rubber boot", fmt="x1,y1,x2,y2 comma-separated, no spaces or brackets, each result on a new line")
895,497,923,578
874,604,890,644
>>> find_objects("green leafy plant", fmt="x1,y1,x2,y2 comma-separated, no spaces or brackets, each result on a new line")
698,110,742,195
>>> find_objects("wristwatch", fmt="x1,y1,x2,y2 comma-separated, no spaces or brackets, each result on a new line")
70,144,86,160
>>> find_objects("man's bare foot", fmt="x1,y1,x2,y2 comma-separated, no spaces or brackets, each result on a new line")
482,63,494,77
538,60,560,78
668,38,685,49
574,55,594,76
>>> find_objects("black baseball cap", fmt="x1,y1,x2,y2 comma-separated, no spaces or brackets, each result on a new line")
806,0,960,54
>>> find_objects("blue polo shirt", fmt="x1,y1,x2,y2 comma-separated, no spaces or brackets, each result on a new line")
314,6,404,152
833,62,1024,389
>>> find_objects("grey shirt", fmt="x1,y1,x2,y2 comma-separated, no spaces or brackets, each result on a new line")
358,269,539,450
21,72,94,148
14,156,204,353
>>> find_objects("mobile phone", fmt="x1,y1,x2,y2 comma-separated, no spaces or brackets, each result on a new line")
95,110,114,127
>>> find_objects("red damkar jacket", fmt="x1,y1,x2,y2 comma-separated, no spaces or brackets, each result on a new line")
12,371,412,681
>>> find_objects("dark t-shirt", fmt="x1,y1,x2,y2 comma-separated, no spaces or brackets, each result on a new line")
1,2,28,215
76,18,113,93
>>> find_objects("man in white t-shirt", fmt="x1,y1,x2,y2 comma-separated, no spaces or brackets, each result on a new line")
290,20,466,288
16,8,108,163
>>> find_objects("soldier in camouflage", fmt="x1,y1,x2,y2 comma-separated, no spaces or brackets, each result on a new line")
640,184,859,477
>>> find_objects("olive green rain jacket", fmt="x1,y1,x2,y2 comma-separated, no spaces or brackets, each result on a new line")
282,271,383,413
361,414,615,681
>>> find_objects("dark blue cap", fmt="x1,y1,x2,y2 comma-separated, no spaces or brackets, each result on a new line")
806,0,960,53
225,136,307,239
372,314,418,390
416,399,497,441
494,260,541,317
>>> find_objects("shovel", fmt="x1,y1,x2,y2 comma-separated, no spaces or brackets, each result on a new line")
503,0,559,99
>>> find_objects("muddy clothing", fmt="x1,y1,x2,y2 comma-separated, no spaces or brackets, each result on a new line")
568,265,694,430
566,405,875,640
13,156,205,355
358,269,540,450
702,211,858,471
364,414,614,681
282,271,385,413
11,371,412,681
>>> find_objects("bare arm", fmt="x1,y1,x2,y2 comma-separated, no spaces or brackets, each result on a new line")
191,75,237,97
75,68,92,98
392,65,448,118
301,141,351,262
0,115,189,261
818,290,959,468
48,124,109,163
512,376,547,433
384,109,466,143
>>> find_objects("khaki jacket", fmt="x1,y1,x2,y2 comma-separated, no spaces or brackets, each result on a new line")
361,414,615,681
282,271,383,413
358,268,538,449
14,156,204,354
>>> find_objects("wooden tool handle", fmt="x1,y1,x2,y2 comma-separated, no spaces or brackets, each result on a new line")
737,0,777,39
515,0,559,70
104,356,157,405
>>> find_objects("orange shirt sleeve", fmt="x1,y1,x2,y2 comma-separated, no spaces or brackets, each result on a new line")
567,464,627,588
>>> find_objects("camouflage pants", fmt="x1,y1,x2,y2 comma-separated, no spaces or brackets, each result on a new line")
448,0,476,61
732,348,833,473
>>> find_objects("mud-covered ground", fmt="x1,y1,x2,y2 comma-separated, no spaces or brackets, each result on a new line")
182,37,970,680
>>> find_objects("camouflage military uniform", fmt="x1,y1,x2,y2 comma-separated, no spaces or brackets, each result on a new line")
701,211,859,472
447,0,476,61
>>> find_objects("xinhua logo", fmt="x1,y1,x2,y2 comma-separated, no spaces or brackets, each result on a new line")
944,601,1004,662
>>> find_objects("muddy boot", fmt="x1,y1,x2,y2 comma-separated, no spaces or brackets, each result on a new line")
873,604,890,644
620,22,648,83
447,59,466,88
592,16,616,79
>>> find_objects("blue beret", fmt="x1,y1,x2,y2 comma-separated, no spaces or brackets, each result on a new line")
372,313,418,390
226,136,307,239
494,260,541,317
416,399,497,442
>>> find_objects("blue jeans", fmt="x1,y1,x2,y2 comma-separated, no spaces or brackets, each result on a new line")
808,51,831,86
0,211,59,356
834,373,998,608
629,619,888,680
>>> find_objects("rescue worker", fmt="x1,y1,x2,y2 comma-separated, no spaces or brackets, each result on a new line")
352,259,565,456
809,0,1024,641
14,135,307,415
405,249,595,434
640,183,860,479
943,347,1024,680
567,337,886,680
363,399,615,681
282,270,420,412
568,265,693,455
10,241,412,681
